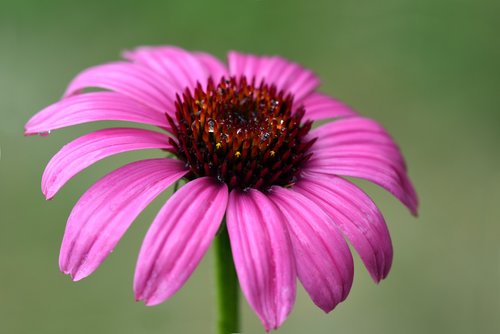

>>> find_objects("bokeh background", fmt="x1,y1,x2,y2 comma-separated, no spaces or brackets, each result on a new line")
1,0,499,333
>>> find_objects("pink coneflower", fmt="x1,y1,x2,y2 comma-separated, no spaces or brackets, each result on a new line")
25,46,418,331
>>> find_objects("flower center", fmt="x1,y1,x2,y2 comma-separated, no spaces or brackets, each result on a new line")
168,76,316,191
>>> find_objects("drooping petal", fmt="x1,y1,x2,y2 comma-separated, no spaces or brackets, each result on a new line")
311,144,407,172
307,157,417,215
59,158,187,281
307,117,406,168
64,62,177,114
25,92,170,135
134,177,228,306
300,92,357,121
42,128,173,199
123,46,217,93
269,187,354,312
227,51,320,103
226,189,296,331
306,117,418,214
294,173,393,282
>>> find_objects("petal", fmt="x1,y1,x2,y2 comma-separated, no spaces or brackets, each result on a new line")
227,51,320,103
226,189,296,331
294,173,393,282
311,144,407,171
308,117,405,162
59,158,187,281
192,52,228,80
123,46,216,92
306,117,418,214
300,92,357,121
228,53,260,82
134,177,228,306
269,187,354,312
64,62,177,114
307,157,417,215
25,92,170,135
42,128,173,199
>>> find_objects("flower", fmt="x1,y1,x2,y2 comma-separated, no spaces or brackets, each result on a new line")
25,46,418,330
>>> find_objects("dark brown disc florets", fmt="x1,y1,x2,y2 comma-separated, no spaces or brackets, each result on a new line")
167,76,316,191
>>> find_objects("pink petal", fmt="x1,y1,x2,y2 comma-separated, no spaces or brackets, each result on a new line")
307,157,417,215
134,177,228,306
226,189,296,331
227,51,320,103
64,62,177,114
192,52,228,80
300,92,358,121
311,144,406,172
269,187,354,312
42,128,173,200
308,116,407,172
123,46,216,92
24,92,170,135
306,117,418,214
59,158,187,281
228,53,261,82
294,173,393,282
308,117,404,154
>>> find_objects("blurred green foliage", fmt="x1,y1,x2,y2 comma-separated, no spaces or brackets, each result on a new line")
1,0,499,333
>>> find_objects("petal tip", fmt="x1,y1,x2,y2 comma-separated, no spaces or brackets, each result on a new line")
44,194,55,201
23,125,36,136
320,304,336,314
42,186,56,200
144,299,161,307
60,267,78,281
411,206,419,217
133,290,143,303
138,294,164,307
71,272,85,282
368,270,384,284
262,316,286,332
59,256,91,282
262,322,275,332
69,267,90,282
134,282,162,306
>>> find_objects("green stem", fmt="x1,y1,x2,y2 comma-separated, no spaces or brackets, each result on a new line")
214,222,240,334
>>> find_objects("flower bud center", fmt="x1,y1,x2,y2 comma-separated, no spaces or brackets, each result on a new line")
168,76,315,190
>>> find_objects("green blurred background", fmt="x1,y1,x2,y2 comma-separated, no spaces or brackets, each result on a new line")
1,0,499,333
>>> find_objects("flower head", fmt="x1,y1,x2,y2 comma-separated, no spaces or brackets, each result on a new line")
25,46,418,330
